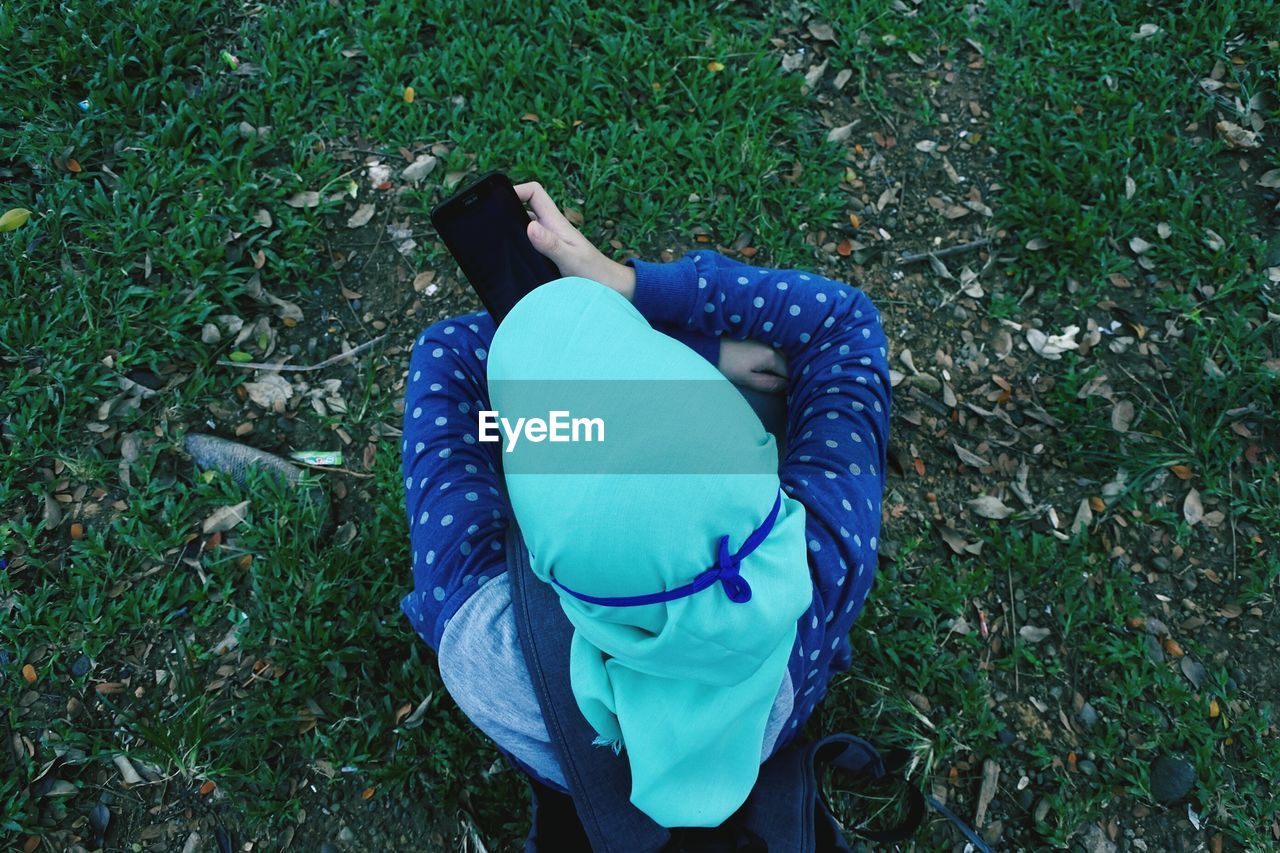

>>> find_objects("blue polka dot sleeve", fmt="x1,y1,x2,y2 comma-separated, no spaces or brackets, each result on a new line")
400,313,511,650
625,250,892,737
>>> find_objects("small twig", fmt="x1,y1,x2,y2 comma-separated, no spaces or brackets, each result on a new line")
896,238,993,265
1229,465,1238,583
217,334,388,372
358,219,388,275
1008,566,1019,693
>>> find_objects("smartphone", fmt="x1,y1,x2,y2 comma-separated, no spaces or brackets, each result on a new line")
430,170,562,324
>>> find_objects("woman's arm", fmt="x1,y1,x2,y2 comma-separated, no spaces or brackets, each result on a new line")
400,312,513,650
624,250,890,679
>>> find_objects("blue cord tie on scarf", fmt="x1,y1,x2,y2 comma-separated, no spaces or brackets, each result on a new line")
550,492,784,607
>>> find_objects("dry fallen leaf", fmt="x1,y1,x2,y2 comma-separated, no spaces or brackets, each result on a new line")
402,154,438,182
968,495,1013,520
1019,625,1051,643
807,20,835,41
284,191,320,209
1170,464,1193,480
938,524,983,555
1070,498,1093,535
827,121,857,143
1215,121,1260,150
1111,399,1135,432
347,203,375,228
953,442,990,468
242,374,294,409
412,270,436,293
203,500,251,534
1027,325,1080,360
1258,169,1280,189
1025,237,1051,251
1183,488,1203,526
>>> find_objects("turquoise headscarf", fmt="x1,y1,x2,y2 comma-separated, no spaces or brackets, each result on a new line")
487,277,811,828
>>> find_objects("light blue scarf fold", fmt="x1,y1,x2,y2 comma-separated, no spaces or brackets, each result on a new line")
487,277,810,828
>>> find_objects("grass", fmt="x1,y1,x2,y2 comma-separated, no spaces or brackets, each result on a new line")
3,0,1278,849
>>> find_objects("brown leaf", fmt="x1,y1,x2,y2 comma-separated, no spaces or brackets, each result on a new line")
341,286,363,300
952,442,990,468
202,500,251,534
1179,656,1206,688
1215,121,1260,150
1170,464,1193,480
968,495,1013,520
402,154,438,182
283,191,321,209
412,270,436,293
242,375,294,410
807,20,835,40
1019,625,1051,643
21,664,36,684
563,207,584,227
1183,488,1203,526
826,121,856,143
347,203,376,228
938,524,982,555
1070,498,1093,535
1110,399,1135,432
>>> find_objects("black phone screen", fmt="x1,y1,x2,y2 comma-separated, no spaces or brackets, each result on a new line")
430,171,561,324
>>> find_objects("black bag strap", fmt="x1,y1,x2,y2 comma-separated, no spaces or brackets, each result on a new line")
506,520,988,852
809,736,990,851
506,522,671,853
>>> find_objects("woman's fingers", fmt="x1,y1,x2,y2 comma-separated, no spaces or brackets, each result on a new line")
513,181,574,233
760,348,789,379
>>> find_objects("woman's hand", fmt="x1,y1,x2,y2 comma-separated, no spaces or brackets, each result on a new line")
718,339,788,394
516,180,785,394
514,181,636,301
